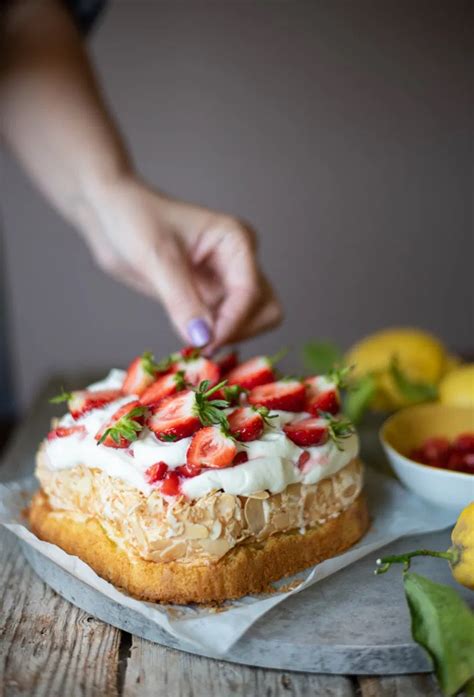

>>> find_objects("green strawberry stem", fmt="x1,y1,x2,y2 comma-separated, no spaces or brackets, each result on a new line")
268,347,289,366
49,388,73,404
97,406,147,446
194,380,231,429
318,412,355,451
375,549,458,575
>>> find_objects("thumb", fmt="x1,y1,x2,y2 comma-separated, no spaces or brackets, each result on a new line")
145,244,213,347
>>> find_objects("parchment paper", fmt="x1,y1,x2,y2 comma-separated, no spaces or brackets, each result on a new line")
0,469,457,655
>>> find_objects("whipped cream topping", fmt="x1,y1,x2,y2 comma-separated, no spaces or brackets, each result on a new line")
43,369,359,499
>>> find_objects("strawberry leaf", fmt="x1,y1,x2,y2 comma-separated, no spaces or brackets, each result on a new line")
303,341,343,374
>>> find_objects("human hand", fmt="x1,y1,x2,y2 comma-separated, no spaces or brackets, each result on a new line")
77,176,282,349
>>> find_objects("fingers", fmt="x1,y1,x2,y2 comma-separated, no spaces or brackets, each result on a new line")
206,225,260,349
143,237,213,346
231,279,283,342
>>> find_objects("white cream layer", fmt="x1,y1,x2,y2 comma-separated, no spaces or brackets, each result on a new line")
43,370,359,499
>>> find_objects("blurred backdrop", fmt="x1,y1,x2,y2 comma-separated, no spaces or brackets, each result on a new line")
1,0,472,415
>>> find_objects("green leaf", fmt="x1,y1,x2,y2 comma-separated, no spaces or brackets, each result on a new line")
389,357,438,404
344,374,377,424
49,389,73,404
302,341,343,375
404,572,474,696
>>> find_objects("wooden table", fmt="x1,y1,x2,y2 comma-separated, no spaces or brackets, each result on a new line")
0,379,443,697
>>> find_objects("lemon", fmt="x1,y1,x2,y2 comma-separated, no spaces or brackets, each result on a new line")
438,364,474,408
450,502,474,590
346,328,447,411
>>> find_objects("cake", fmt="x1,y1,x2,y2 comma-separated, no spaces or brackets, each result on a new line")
29,348,369,604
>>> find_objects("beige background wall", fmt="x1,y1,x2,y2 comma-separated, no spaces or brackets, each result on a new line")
1,0,472,412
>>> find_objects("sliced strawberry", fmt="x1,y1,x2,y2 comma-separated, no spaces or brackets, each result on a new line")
226,356,275,390
50,389,122,420
304,376,340,416
122,352,166,396
172,356,220,388
147,390,201,441
284,414,354,448
95,400,147,448
284,417,329,447
233,451,249,466
215,349,239,376
161,471,181,496
298,450,311,469
248,380,305,412
140,372,187,407
175,463,201,478
228,407,265,442
187,426,237,469
145,461,168,484
47,425,86,441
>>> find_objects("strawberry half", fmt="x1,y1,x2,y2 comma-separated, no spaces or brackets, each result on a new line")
248,379,305,412
304,376,340,416
226,356,275,390
187,426,237,469
284,414,354,448
140,371,187,407
147,390,201,441
215,349,239,376
122,352,168,396
47,425,86,441
284,417,329,447
95,400,147,448
173,356,220,388
228,406,265,442
50,389,122,420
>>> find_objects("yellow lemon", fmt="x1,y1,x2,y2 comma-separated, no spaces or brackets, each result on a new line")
450,502,474,590
346,327,447,410
438,364,474,408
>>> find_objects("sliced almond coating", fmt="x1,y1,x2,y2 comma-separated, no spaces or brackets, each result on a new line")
209,520,222,540
184,523,210,539
244,497,266,534
247,490,270,500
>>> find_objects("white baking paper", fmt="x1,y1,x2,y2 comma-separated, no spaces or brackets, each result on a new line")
0,469,457,656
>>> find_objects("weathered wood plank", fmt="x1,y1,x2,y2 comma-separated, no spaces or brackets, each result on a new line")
122,636,357,697
358,674,442,697
0,527,121,697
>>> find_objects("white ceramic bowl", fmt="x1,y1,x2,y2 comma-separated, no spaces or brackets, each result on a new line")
380,403,474,510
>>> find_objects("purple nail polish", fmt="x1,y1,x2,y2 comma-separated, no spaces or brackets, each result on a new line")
187,318,212,347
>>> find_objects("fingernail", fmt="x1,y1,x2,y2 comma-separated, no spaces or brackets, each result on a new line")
187,318,212,347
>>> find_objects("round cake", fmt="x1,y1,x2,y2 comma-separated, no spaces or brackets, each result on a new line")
30,349,370,604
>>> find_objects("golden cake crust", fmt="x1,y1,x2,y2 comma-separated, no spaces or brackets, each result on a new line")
29,490,369,604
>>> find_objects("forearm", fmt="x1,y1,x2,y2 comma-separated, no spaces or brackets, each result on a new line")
0,0,132,227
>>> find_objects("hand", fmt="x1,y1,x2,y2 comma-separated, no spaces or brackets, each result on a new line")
77,176,282,349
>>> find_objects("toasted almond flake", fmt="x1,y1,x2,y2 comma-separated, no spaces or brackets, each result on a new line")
184,523,210,539
209,519,222,540
244,497,266,534
247,490,270,500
